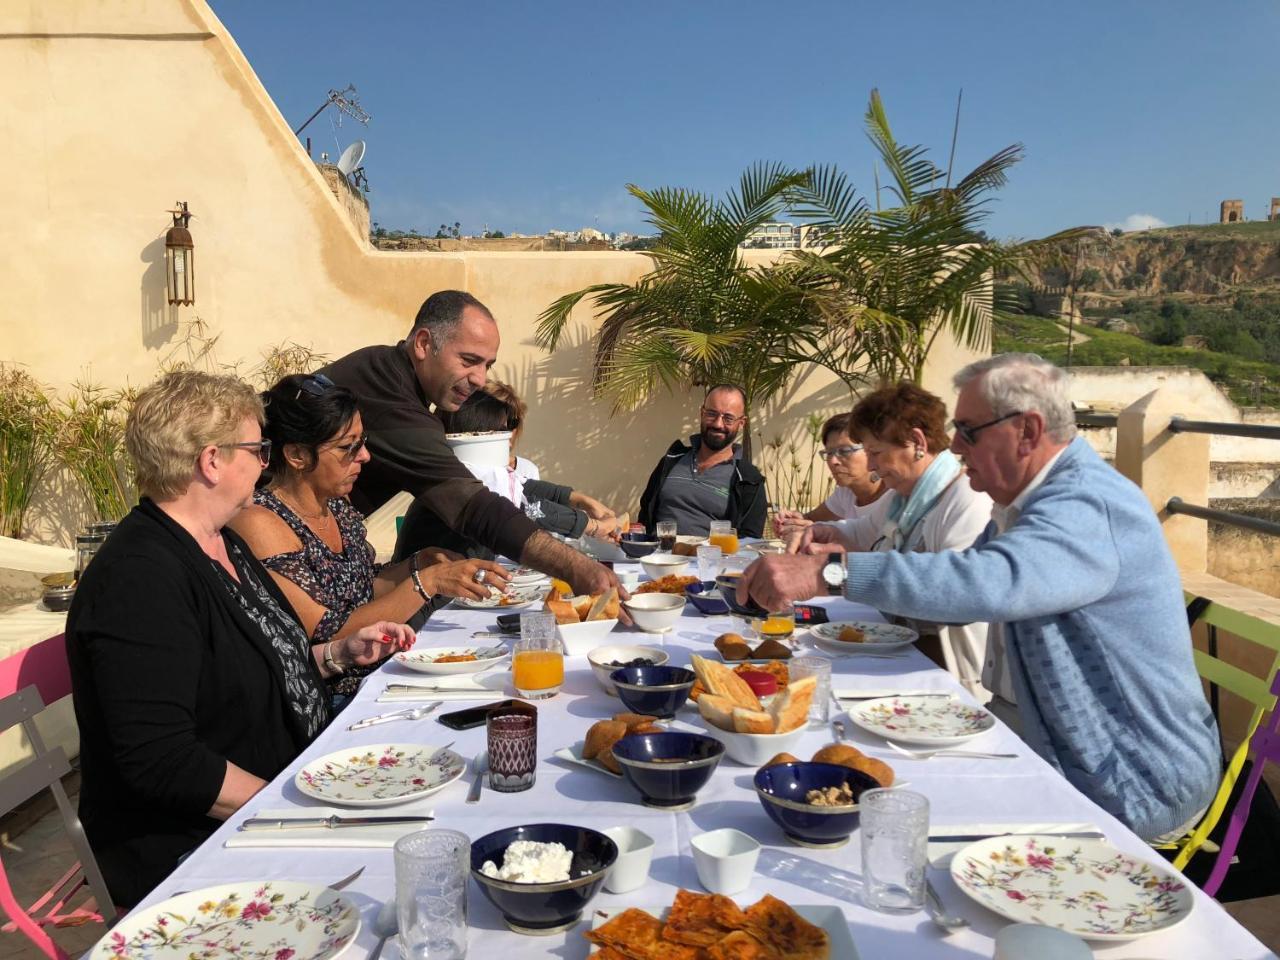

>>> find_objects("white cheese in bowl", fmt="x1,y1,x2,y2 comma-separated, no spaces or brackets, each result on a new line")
480,840,574,883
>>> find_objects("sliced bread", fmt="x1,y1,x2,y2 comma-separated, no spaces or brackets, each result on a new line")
768,675,817,734
697,693,737,732
732,706,776,735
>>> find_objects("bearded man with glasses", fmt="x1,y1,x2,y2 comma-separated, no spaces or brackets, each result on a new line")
637,384,767,538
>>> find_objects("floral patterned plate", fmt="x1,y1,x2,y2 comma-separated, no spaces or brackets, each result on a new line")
950,835,1194,941
295,743,466,807
848,695,995,745
91,880,359,960
393,646,509,676
812,620,918,652
452,587,543,610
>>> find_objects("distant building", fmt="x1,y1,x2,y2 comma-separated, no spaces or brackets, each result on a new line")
1220,199,1244,224
742,222,800,249
1270,198,1280,222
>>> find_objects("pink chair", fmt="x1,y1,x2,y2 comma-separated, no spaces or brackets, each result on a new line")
0,633,113,960
1203,667,1280,898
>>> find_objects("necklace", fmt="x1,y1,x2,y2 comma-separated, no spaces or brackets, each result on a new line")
273,487,333,525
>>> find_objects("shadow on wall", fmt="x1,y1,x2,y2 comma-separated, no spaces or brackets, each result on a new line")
27,466,97,550
140,235,178,350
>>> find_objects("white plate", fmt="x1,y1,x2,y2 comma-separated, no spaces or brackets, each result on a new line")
812,620,918,651
91,880,359,960
848,695,995,745
590,903,857,958
451,587,542,610
295,743,465,807
393,647,508,675
553,742,623,779
950,835,1194,941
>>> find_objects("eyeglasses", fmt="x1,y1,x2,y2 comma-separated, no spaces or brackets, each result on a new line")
324,433,369,461
700,407,745,427
818,444,862,461
227,439,272,467
950,411,1022,446
295,373,335,400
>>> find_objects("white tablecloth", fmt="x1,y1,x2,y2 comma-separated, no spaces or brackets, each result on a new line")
126,583,1274,960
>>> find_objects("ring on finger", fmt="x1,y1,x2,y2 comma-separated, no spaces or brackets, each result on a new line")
472,569,487,585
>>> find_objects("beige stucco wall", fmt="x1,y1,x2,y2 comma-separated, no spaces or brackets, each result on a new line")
1,0,983,542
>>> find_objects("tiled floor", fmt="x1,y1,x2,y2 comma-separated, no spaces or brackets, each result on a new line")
4,779,1280,958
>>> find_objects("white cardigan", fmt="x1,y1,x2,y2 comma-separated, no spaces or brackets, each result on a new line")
825,478,994,697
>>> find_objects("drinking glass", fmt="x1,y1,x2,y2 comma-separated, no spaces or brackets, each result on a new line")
707,521,739,556
487,700,537,792
696,544,723,583
789,656,831,723
860,788,929,914
513,612,563,699
750,601,795,644
655,520,678,552
395,828,469,959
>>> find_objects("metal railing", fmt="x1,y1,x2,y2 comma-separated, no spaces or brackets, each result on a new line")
1168,417,1280,441
1167,497,1280,537
1074,412,1118,428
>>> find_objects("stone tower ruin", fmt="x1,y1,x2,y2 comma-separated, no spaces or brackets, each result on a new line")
1270,198,1280,222
1221,199,1244,223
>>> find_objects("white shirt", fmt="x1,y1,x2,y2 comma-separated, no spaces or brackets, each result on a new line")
823,485,877,519
982,446,1070,704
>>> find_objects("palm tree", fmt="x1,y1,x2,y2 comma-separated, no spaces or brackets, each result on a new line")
535,163,875,460
789,89,1084,384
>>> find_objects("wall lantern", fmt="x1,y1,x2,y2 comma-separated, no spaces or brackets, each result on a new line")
165,202,195,306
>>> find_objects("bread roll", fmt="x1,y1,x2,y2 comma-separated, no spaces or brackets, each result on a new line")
760,752,800,769
714,633,753,661
732,707,775,735
811,743,866,766
697,693,737,731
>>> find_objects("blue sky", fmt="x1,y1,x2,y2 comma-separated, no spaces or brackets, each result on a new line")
211,1,1280,240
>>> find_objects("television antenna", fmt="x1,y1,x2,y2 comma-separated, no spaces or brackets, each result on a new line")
294,84,371,137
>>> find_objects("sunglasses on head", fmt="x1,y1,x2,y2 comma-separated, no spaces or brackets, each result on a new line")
295,373,335,401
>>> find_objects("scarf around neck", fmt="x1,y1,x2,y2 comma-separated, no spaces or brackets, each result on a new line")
878,449,962,552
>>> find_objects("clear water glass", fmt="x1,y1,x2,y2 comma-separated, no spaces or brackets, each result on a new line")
395,828,469,959
860,788,929,914
789,656,831,723
655,520,678,552
696,544,723,582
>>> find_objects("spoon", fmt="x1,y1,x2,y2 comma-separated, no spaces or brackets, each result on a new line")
369,898,398,960
924,876,969,932
466,751,488,803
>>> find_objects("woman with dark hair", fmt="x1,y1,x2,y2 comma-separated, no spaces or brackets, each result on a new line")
773,412,887,541
792,382,993,696
230,373,510,703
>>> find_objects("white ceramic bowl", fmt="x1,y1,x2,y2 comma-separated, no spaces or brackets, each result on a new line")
587,644,671,696
639,553,691,580
696,715,809,766
444,431,513,469
557,618,620,657
690,828,761,895
602,826,656,894
620,593,686,633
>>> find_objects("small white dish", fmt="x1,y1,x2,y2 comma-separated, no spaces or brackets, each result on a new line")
587,644,670,696
690,828,760,895
993,923,1094,960
557,617,620,656
553,742,623,779
639,553,691,579
602,826,655,894
696,714,808,766
620,592,686,633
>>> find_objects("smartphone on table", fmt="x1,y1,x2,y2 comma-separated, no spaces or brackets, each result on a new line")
437,699,520,731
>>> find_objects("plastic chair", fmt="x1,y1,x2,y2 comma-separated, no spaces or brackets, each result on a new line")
1203,668,1280,897
0,633,113,960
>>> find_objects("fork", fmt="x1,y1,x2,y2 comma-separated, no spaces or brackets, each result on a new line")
886,741,1018,761
171,865,365,899
348,701,442,730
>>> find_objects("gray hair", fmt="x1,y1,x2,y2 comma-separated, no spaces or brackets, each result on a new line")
409,290,493,349
953,353,1077,443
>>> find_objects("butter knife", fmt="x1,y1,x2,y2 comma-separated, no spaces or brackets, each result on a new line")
239,814,435,831
386,683,488,693
929,830,1105,843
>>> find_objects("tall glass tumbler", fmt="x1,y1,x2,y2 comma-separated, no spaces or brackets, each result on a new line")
655,520,677,553
789,656,832,723
696,544,723,583
395,828,469,959
860,788,929,914
487,700,537,793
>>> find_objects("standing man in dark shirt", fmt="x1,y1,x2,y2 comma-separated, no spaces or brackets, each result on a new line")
322,290,621,596
637,385,767,538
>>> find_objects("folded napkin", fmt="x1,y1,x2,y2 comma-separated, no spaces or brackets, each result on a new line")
927,822,1104,867
224,803,437,849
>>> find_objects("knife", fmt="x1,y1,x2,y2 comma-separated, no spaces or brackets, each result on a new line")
929,830,1106,843
239,814,435,831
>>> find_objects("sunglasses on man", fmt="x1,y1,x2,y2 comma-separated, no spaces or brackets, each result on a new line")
950,411,1022,446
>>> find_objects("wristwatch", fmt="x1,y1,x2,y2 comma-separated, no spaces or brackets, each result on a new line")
821,552,847,596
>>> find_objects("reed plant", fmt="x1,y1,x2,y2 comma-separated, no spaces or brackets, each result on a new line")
250,341,330,389
760,412,827,516
0,364,57,539
53,381,137,522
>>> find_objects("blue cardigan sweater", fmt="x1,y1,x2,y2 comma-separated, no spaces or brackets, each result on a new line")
845,437,1219,839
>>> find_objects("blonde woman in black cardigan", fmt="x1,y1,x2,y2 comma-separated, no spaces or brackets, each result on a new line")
66,370,414,907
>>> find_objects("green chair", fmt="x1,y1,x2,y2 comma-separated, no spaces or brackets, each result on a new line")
1161,589,1280,871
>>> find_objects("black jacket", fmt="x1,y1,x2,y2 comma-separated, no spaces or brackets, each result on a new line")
637,440,768,538
66,500,322,906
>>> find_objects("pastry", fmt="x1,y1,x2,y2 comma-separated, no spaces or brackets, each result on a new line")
714,632,753,661
811,742,895,788
760,752,800,769
613,712,659,731
836,625,865,643
751,638,793,660
583,720,628,761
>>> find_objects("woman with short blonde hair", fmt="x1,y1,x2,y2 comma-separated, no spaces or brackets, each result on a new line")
67,369,415,907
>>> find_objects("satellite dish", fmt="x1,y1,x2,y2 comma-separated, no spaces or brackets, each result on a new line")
337,140,366,177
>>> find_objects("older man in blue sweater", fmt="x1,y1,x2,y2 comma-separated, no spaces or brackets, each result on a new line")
742,353,1219,841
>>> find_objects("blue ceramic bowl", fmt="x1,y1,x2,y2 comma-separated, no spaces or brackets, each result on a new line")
685,580,731,615
470,823,618,935
714,573,768,618
754,762,883,848
611,731,724,810
610,665,697,719
619,534,660,559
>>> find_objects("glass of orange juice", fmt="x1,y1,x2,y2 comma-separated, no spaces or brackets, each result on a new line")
751,601,795,643
513,612,564,699
708,521,739,556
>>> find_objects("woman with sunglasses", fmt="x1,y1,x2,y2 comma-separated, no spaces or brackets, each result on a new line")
773,413,887,542
230,374,510,705
66,371,414,907
791,382,993,696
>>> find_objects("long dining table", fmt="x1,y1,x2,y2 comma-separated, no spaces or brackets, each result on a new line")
118,571,1275,960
